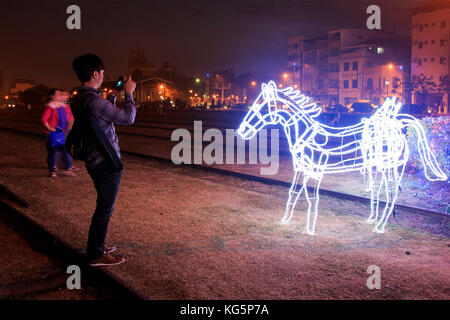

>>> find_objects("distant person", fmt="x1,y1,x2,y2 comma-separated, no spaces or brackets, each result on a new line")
71,54,136,267
41,89,79,177
329,111,341,126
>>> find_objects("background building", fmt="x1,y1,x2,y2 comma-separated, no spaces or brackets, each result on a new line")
9,79,35,98
0,69,4,100
411,4,450,113
287,29,410,107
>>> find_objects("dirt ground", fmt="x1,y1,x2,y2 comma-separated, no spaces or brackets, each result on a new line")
0,130,449,299
0,216,103,300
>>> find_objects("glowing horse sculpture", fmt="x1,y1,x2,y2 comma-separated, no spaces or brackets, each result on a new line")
237,81,447,234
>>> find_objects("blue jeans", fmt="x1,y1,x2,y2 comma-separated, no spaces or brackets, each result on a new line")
86,161,123,259
44,134,72,172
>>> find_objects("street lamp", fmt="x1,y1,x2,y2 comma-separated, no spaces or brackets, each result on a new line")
159,84,165,100
251,81,256,87
195,78,201,83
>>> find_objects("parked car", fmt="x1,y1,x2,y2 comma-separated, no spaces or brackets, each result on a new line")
350,102,373,113
326,104,348,113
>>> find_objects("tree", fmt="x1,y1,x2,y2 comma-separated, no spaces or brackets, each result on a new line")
438,74,449,109
409,74,439,105
18,84,51,107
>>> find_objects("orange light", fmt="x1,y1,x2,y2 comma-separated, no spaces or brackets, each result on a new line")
5,95,8,100
294,84,298,89
282,73,289,79
189,89,193,94
388,64,393,69
278,84,283,88
251,81,256,86
160,85,164,89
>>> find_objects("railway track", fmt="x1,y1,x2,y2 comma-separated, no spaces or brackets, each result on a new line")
0,123,447,224
0,185,147,300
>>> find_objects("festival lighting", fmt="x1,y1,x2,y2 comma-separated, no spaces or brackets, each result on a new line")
237,81,447,235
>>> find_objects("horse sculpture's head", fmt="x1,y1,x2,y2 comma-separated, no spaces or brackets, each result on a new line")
237,81,280,139
237,81,322,140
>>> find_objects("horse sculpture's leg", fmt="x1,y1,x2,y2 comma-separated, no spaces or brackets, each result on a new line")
305,176,322,235
367,169,380,223
281,170,304,224
371,169,386,224
375,165,405,233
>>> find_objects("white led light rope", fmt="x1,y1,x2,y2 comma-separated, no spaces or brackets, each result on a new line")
237,81,447,234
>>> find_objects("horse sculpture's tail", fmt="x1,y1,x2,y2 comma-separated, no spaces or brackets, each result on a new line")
401,115,447,181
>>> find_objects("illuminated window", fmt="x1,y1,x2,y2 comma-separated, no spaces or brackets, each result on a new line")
377,47,384,54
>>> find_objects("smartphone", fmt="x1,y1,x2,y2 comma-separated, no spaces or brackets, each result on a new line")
113,76,125,90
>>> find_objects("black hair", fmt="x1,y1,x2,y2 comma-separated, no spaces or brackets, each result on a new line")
72,53,105,83
47,88,64,103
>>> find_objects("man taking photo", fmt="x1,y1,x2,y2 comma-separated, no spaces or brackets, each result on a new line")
71,53,136,266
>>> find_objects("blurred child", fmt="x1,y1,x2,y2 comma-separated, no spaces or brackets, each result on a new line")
41,89,79,177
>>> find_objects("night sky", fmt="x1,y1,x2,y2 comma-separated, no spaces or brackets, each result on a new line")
0,0,441,89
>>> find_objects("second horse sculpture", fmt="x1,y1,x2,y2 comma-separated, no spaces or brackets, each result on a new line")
237,81,447,235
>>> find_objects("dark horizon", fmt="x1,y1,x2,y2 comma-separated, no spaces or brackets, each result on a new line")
0,0,444,89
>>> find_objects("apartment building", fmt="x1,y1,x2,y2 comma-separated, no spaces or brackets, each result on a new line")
411,5,450,113
287,29,410,106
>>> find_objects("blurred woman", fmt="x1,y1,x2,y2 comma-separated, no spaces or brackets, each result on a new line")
41,89,79,177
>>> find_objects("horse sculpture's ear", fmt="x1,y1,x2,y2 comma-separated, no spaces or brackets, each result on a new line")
261,83,268,100
267,81,277,91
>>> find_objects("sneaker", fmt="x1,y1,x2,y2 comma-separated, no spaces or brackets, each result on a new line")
49,172,57,178
89,253,125,267
104,245,116,254
68,166,80,171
